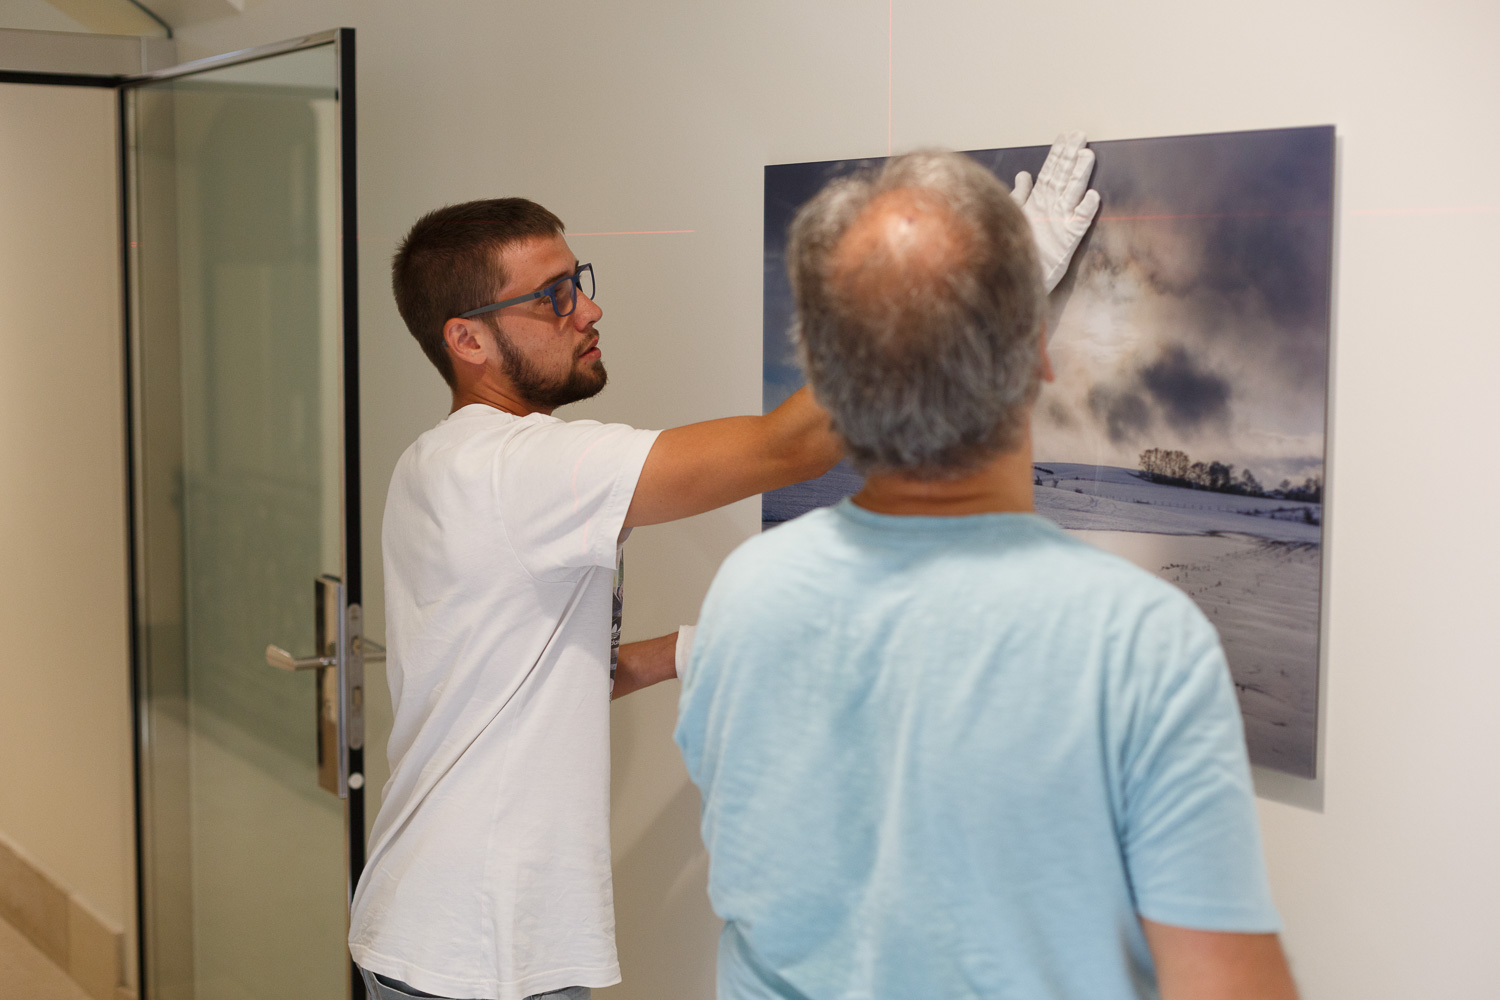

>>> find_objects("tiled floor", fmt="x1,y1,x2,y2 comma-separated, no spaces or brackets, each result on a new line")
0,915,92,1000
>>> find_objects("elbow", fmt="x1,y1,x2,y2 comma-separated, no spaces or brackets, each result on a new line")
780,437,842,488
797,410,844,480
807,435,843,479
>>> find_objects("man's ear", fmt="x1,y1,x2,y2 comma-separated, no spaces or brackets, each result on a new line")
444,317,491,368
1038,322,1055,383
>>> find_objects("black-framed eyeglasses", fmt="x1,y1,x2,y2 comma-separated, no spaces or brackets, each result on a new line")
459,263,595,320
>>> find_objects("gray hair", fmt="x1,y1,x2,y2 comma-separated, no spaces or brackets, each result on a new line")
786,150,1044,477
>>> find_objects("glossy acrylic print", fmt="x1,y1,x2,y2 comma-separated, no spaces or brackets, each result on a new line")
763,126,1334,777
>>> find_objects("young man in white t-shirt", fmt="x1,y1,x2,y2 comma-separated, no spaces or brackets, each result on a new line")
348,198,842,1000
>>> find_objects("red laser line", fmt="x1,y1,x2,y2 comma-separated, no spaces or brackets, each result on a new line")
568,230,696,236
1095,207,1495,222
1349,206,1497,217
1096,210,1331,222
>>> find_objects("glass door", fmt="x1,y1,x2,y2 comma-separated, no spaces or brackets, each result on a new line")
123,30,367,1000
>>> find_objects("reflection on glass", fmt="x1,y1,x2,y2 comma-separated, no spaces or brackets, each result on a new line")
130,44,349,1000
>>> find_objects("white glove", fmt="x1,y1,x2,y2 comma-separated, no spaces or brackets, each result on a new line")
1011,131,1101,293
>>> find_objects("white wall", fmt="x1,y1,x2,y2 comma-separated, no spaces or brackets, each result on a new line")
0,80,136,955
170,2,1500,997
0,0,88,33
0,0,167,35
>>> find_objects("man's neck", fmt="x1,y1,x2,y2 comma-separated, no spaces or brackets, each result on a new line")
852,439,1036,517
450,379,548,417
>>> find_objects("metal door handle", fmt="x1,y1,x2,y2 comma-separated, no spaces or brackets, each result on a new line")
265,644,337,671
264,577,375,798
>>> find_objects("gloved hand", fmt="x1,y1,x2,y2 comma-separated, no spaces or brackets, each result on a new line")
1011,131,1101,293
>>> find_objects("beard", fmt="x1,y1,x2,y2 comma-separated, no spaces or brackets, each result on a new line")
489,320,608,409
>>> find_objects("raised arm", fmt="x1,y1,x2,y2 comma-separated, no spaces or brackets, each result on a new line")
1142,921,1300,1000
623,386,842,528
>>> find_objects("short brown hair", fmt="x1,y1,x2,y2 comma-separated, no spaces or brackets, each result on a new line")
391,198,565,386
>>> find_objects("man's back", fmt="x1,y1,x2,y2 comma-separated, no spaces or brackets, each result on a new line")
350,405,658,999
676,501,1279,1000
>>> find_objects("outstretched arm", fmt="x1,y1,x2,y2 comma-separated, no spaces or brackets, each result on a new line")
1142,921,1300,1000
623,386,842,529
1011,131,1101,293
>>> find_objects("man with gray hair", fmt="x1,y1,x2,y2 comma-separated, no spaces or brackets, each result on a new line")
674,146,1299,999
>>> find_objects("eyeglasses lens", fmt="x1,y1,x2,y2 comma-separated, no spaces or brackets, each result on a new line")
549,267,594,317
550,278,576,317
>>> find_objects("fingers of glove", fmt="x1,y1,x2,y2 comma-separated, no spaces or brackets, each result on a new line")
1039,131,1086,198
1068,188,1102,232
1011,171,1033,206
1060,147,1097,211
1035,133,1070,194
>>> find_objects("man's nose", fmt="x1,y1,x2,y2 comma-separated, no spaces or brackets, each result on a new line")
574,291,602,326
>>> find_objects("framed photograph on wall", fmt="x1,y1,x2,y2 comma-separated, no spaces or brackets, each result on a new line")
763,126,1335,778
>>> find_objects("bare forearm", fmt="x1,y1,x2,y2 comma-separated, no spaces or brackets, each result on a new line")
678,386,841,496
624,386,842,527
1143,922,1299,1000
612,632,679,700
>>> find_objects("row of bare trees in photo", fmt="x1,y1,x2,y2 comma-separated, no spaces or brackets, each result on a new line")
1137,448,1323,503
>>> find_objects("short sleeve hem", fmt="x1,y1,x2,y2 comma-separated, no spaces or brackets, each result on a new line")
588,427,660,567
1136,896,1283,935
493,419,661,580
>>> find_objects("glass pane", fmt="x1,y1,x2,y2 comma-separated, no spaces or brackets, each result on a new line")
129,43,349,1000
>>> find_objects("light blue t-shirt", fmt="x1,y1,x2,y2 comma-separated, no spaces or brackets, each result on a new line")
675,501,1279,1000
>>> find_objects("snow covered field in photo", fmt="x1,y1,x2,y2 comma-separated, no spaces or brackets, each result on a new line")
1033,462,1320,542
1044,464,1322,777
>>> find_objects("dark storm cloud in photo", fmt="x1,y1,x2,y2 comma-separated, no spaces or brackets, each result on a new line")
995,127,1334,483
1087,385,1153,444
1073,127,1331,386
1140,346,1233,432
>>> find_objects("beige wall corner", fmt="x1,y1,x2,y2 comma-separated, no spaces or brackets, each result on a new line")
0,833,71,969
1,78,136,998
0,834,128,1000
68,896,125,1000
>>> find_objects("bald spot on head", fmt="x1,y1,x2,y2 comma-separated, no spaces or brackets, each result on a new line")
830,187,971,310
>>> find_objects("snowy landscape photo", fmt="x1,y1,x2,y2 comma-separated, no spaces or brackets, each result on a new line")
763,127,1335,778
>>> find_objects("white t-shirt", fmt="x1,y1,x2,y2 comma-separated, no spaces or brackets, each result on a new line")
349,404,660,1000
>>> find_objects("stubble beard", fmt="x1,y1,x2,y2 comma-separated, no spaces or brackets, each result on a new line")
489,320,608,409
